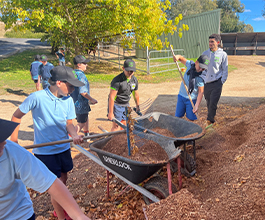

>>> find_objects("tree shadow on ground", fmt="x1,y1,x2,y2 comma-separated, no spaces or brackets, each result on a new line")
5,88,29,96
0,98,22,107
257,62,265,67
18,130,34,141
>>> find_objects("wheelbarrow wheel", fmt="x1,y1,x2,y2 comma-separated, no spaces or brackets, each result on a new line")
170,151,196,175
142,176,178,205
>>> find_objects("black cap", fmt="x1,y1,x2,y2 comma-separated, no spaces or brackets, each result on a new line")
197,55,209,70
40,54,47,62
50,66,85,87
0,119,19,142
35,54,41,61
73,55,90,65
124,59,136,72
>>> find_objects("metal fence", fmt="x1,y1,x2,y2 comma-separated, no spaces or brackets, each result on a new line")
92,43,185,75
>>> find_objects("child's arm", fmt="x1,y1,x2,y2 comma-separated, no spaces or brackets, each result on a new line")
81,93,98,105
132,90,140,112
11,109,26,143
193,86,204,113
173,55,187,66
66,119,83,144
48,179,91,220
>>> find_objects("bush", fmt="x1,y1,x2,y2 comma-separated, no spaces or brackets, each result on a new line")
4,29,45,38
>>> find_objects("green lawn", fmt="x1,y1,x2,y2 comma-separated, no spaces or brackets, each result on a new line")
0,49,237,95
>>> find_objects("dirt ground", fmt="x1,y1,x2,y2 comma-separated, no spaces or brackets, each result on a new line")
1,55,265,219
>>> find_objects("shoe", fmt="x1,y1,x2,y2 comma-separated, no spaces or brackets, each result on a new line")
205,120,213,129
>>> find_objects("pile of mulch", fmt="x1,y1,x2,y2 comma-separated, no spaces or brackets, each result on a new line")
143,189,215,220
102,134,168,163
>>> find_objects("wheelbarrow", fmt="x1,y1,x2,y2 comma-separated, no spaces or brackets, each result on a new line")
88,128,182,204
133,112,205,177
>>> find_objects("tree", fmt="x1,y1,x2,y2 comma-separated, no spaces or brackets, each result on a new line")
0,0,188,54
217,0,245,33
167,0,217,19
243,24,253,33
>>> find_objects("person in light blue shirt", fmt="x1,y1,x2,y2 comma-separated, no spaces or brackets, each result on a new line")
30,54,42,91
11,66,86,220
173,54,209,121
55,48,66,66
37,54,54,89
0,118,91,220
71,55,98,136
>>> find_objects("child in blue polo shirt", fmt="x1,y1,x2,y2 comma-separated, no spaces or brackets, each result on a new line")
30,54,42,91
11,66,85,220
37,54,54,89
0,118,91,220
71,55,98,136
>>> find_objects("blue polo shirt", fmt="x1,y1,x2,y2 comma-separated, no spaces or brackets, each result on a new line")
178,60,204,100
71,69,91,114
19,88,76,155
0,140,56,220
30,61,42,80
38,62,54,89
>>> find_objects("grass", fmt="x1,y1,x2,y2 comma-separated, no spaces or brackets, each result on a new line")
4,29,45,38
0,49,237,95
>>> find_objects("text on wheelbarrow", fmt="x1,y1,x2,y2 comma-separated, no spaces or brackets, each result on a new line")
102,156,132,171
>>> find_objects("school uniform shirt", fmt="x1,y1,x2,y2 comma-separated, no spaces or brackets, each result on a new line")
71,69,91,114
201,48,228,84
38,62,54,88
19,88,76,155
30,61,42,80
0,140,56,220
110,72,138,106
178,60,204,100
56,51,65,62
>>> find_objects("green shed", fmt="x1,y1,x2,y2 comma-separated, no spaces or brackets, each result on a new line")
136,9,221,59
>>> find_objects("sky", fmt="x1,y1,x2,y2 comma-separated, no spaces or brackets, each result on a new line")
239,0,265,32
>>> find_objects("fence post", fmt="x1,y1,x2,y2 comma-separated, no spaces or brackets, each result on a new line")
98,43,100,63
146,46,149,75
118,44,120,71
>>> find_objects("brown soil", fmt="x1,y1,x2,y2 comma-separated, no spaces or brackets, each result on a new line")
102,133,168,163
1,55,265,219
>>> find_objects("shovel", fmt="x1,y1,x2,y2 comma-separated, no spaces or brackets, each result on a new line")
24,130,126,149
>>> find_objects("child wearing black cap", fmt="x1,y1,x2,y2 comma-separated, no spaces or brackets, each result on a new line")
0,118,91,220
11,66,85,219
108,59,140,131
173,54,209,121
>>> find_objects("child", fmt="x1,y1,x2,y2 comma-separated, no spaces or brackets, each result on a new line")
37,54,54,89
173,54,209,121
56,48,66,66
11,65,85,219
0,118,90,220
71,55,98,136
30,54,42,91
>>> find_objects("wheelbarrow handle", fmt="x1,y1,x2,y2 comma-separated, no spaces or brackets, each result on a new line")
24,130,126,149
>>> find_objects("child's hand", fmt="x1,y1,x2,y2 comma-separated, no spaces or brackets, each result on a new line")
89,98,98,105
72,135,84,145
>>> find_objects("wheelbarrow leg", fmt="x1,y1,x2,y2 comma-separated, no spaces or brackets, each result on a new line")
177,157,182,189
166,163,172,195
107,170,110,198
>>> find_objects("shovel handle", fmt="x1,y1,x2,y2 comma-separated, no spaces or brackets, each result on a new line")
24,130,126,149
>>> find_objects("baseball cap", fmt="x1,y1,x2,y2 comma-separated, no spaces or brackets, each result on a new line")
40,54,48,62
124,59,136,72
50,66,85,87
197,55,209,70
0,119,19,142
73,55,90,65
35,54,41,61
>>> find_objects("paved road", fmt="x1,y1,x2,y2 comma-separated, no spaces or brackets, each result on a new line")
0,38,50,58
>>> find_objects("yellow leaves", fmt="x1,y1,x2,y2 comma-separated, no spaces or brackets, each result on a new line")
175,17,179,25
178,14,183,20
234,154,245,162
178,32,183,38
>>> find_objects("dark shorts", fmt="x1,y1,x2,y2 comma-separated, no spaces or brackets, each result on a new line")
28,213,35,220
34,149,73,178
76,113,89,123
